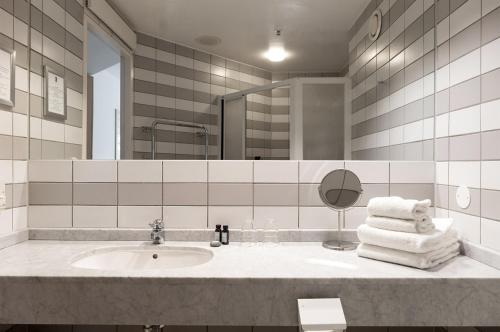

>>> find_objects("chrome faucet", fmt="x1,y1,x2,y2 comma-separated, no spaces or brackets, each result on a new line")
149,218,165,244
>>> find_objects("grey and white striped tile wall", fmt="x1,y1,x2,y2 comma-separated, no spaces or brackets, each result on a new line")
27,160,434,230
431,0,500,252
349,0,436,160
28,0,84,159
133,32,282,160
349,0,500,252
0,1,30,236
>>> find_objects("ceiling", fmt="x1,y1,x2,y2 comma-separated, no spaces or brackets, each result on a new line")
109,0,370,73
87,31,120,75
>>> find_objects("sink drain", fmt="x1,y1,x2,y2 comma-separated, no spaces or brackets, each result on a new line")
152,253,158,259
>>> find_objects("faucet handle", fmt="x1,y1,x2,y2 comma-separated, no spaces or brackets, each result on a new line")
149,218,164,230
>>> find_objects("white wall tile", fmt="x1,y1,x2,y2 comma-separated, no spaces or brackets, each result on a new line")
12,161,27,183
481,37,500,73
254,161,298,183
74,161,117,182
0,111,12,136
163,206,207,229
482,0,500,15
449,49,480,87
0,160,12,184
118,160,162,182
0,209,12,235
15,66,28,92
345,161,389,183
481,218,500,251
435,162,449,185
208,161,253,183
436,17,449,46
481,161,500,190
163,161,207,182
73,206,117,228
208,206,253,228
0,8,13,38
449,105,480,136
29,205,72,228
254,206,298,229
29,160,72,182
298,207,337,229
13,206,27,231
436,65,450,91
390,161,435,183
403,120,423,143
435,113,449,138
41,119,65,142
298,161,345,183
449,210,480,243
449,161,481,188
481,99,500,131
118,206,162,228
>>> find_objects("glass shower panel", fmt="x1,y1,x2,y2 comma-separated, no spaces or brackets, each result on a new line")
302,83,344,160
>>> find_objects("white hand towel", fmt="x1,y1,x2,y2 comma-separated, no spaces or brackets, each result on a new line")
367,196,431,220
357,242,460,269
365,215,435,233
357,218,457,253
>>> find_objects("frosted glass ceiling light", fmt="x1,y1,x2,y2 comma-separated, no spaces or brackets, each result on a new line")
265,45,287,62
264,29,288,62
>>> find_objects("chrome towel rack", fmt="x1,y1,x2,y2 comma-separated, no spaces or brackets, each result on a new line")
143,120,208,160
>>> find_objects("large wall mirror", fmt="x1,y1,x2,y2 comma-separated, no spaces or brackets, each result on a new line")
21,0,436,162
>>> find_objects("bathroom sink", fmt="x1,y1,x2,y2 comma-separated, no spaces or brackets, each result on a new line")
71,245,213,271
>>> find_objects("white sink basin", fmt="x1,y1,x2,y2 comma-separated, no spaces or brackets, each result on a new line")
71,245,213,271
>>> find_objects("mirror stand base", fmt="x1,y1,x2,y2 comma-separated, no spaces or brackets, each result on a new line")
322,240,358,251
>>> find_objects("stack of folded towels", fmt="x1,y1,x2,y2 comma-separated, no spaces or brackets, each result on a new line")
356,196,460,269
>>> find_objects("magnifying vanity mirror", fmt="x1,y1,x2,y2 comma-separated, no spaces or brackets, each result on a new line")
318,169,363,251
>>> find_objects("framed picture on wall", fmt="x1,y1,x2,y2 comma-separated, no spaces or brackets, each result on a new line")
44,65,66,119
0,46,16,107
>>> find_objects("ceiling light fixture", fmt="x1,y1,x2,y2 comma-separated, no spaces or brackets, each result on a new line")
264,29,288,62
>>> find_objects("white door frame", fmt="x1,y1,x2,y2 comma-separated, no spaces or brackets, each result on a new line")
83,11,134,159
289,77,351,160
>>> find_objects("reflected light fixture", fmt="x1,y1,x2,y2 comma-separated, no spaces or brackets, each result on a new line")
264,29,288,62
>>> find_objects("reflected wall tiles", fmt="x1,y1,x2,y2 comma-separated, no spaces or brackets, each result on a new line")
25,160,434,231
0,0,29,236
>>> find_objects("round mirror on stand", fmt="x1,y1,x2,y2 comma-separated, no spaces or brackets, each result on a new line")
318,169,363,251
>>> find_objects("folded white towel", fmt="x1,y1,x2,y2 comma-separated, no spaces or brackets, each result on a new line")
357,242,460,269
357,218,457,253
367,196,431,220
365,215,435,233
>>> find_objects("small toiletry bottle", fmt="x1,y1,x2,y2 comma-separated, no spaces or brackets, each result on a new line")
214,224,222,242
221,225,229,245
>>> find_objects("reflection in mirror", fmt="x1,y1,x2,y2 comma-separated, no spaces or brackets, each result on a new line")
20,0,438,161
318,169,363,250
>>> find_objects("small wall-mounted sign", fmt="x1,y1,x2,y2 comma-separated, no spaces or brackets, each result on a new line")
44,66,66,119
368,9,382,42
0,46,15,107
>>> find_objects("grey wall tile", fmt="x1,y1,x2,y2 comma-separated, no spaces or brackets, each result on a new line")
163,183,207,205
449,77,480,111
482,7,500,45
390,183,434,202
449,186,480,216
208,183,253,206
449,20,480,62
435,137,449,161
482,189,500,221
29,183,72,205
355,183,390,207
254,184,298,206
74,183,118,205
118,183,162,206
435,184,449,209
449,133,480,161
482,130,500,160
482,68,500,102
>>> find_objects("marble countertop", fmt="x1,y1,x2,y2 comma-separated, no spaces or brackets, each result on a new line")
0,240,499,279
1,240,500,327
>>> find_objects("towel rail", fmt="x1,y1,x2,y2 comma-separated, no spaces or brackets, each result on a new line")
144,120,208,160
